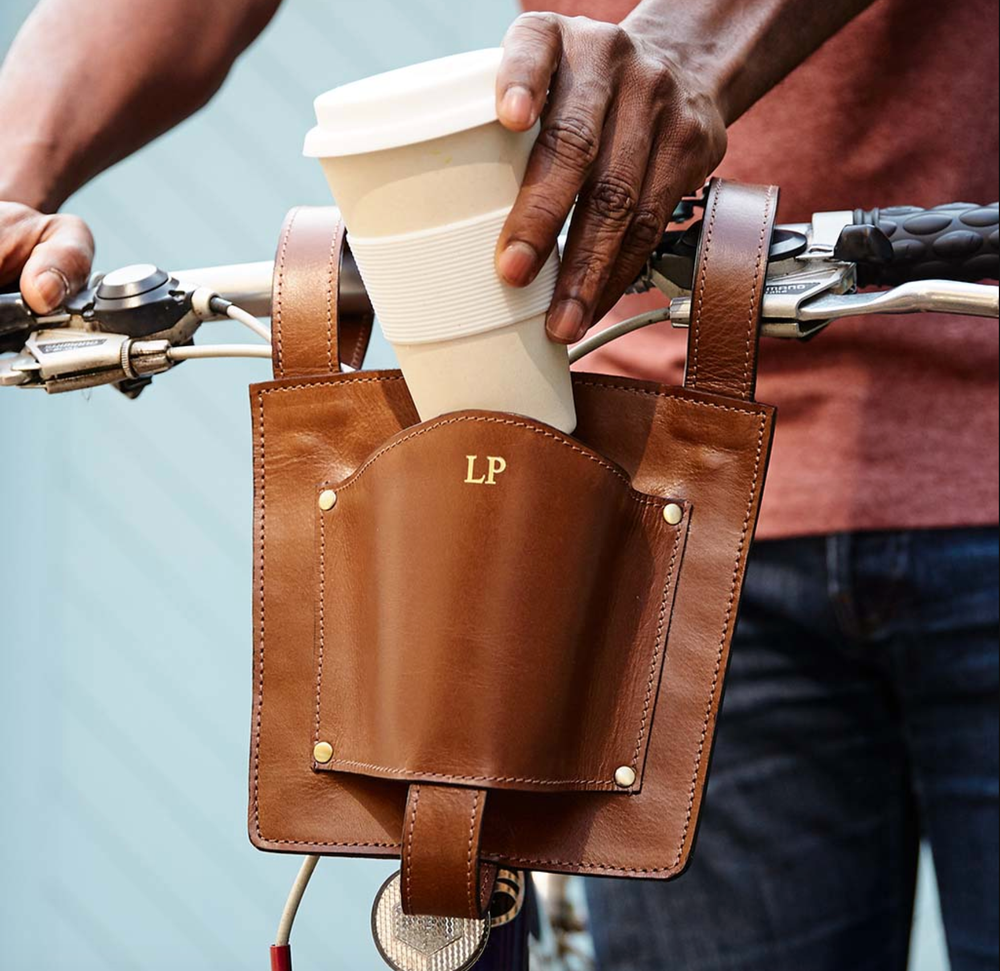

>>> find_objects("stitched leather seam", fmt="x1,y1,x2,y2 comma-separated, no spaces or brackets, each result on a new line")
253,375,408,845
630,522,683,769
272,207,301,378
321,758,619,788
405,786,421,909
572,379,762,417
325,224,337,374
502,855,682,875
335,414,664,501
252,391,266,841
687,180,722,389
314,512,325,747
263,837,401,848
347,315,369,370
259,374,407,396
741,185,774,396
671,411,767,869
467,790,480,917
256,373,763,419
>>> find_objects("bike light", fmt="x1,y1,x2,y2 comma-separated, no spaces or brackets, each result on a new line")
371,872,491,971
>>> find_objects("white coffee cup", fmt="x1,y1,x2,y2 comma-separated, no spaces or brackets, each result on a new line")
303,48,576,433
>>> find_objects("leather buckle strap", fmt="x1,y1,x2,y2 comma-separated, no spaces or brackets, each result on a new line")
400,785,498,920
684,179,779,401
271,206,374,379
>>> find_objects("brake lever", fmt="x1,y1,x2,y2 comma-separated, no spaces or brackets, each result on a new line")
0,265,205,393
0,326,177,393
665,259,856,339
666,274,999,338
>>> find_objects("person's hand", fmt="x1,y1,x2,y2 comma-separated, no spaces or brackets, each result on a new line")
494,13,727,344
0,202,94,313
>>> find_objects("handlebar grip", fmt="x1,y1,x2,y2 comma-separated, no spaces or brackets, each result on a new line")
854,201,998,286
0,292,34,354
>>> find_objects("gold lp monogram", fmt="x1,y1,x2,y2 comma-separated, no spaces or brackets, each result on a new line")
464,455,507,485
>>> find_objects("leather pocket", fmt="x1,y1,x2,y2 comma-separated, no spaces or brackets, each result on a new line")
312,411,689,793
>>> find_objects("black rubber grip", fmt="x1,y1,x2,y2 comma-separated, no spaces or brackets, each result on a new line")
0,291,34,354
854,201,999,286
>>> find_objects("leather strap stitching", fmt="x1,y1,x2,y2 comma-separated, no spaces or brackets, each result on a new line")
466,790,481,917
687,182,722,390
272,207,302,379
404,785,421,909
741,184,774,396
325,225,338,374
314,511,326,747
684,180,777,400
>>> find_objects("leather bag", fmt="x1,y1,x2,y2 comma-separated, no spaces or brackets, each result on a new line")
249,178,778,919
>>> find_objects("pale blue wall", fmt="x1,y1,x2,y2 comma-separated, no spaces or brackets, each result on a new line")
0,2,950,969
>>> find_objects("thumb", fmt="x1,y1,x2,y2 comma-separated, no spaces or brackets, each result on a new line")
19,213,95,314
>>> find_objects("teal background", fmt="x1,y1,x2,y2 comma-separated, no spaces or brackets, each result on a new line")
0,1,950,969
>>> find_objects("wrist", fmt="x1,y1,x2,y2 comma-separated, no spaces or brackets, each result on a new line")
0,130,70,212
621,0,748,125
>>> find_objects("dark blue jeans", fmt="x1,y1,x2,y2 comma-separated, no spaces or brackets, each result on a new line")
587,527,999,971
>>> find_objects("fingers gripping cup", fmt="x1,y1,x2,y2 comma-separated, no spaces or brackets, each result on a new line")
304,48,577,433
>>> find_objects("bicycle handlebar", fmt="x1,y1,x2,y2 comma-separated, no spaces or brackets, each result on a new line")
851,201,999,286
2,198,998,393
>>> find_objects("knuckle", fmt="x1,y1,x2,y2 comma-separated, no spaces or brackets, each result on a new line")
62,243,94,274
508,11,561,43
707,124,728,167
538,115,601,173
650,64,679,99
625,206,665,251
58,214,95,249
57,248,95,285
594,20,628,47
675,107,725,162
0,201,34,225
516,195,569,234
26,215,94,284
560,251,608,301
584,173,638,224
508,191,571,248
674,113,707,152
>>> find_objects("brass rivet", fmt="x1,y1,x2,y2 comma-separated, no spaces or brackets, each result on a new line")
318,489,337,511
614,765,637,788
313,741,334,764
663,503,683,526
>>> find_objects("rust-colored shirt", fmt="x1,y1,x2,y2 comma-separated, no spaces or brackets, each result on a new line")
522,0,999,538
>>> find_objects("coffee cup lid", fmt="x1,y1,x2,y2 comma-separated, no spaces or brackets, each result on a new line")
304,48,503,158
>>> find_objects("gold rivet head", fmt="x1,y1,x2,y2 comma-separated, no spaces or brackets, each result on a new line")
614,765,637,788
313,741,334,764
663,503,683,526
318,489,337,512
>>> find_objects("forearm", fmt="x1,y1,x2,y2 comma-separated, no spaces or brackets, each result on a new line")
0,0,280,210
624,0,876,125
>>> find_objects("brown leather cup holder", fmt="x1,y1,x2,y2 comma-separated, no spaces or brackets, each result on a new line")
252,182,779,901
311,410,690,794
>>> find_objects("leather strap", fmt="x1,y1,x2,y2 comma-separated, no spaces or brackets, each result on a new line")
684,179,778,401
400,785,497,919
271,206,374,378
